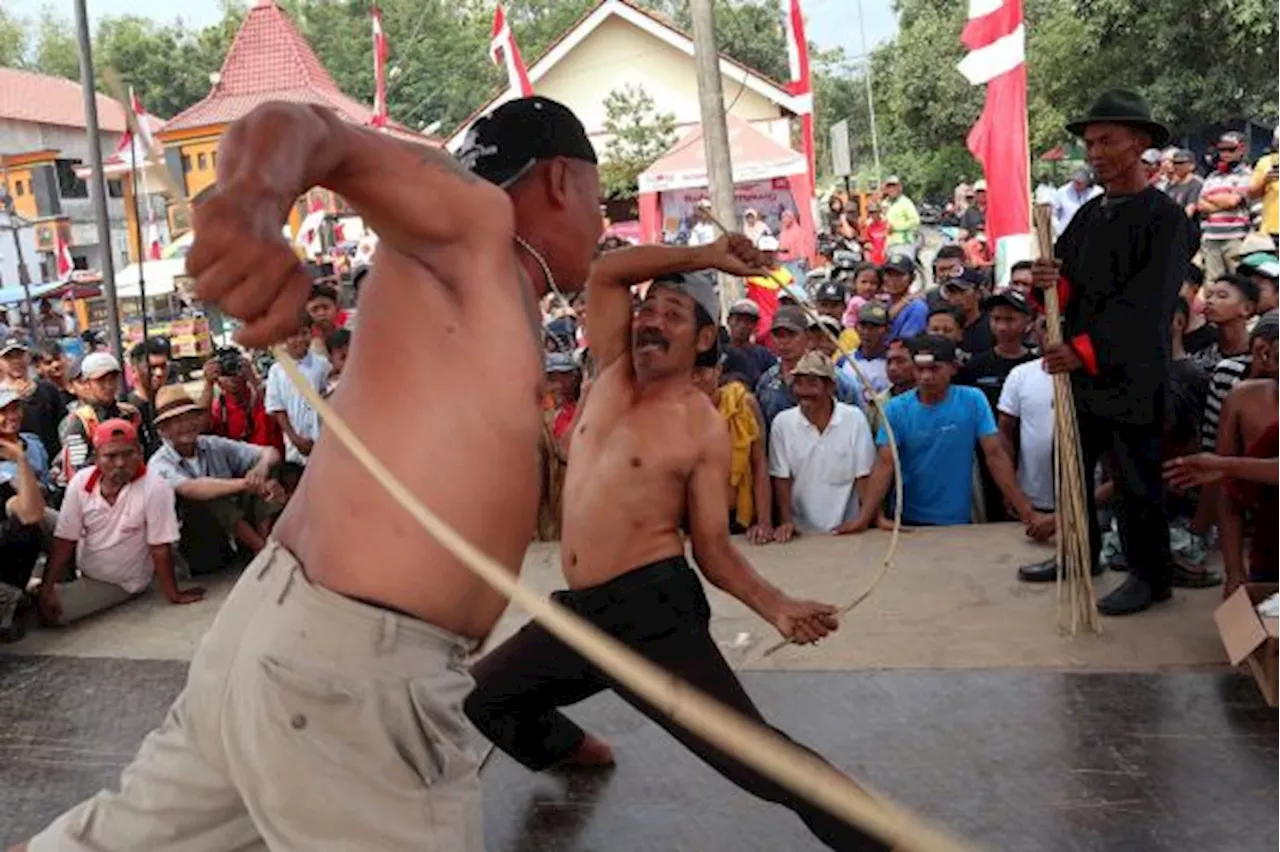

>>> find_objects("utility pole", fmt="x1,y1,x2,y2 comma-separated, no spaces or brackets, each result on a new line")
689,0,740,313
855,0,882,186
73,0,124,365
0,192,38,343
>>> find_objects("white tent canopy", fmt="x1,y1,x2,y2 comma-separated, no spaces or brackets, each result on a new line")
112,258,189,299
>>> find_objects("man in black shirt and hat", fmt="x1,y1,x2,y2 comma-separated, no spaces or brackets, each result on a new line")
1028,89,1194,615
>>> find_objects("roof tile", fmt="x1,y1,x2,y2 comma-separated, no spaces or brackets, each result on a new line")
0,67,152,135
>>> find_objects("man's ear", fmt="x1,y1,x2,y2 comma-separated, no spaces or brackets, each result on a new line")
545,159,571,210
696,325,718,354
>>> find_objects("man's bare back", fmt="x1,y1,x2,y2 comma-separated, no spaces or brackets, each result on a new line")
560,358,725,588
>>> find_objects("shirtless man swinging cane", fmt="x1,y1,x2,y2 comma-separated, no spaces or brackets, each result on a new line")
17,96,603,850
465,242,891,852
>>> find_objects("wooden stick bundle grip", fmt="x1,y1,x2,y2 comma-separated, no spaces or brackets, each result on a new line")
1031,206,1100,635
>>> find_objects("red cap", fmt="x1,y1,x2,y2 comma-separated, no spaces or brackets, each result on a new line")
93,418,138,448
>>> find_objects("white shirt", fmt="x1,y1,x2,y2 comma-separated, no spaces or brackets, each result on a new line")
55,467,181,593
1051,181,1102,237
768,402,876,533
265,351,330,464
997,358,1055,511
688,221,718,247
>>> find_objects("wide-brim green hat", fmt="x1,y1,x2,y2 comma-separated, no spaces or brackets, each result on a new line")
1066,89,1171,148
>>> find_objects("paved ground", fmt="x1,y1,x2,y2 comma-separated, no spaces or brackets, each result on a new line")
1,524,1275,851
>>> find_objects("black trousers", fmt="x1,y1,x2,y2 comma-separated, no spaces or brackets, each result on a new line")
1078,408,1171,590
465,556,889,852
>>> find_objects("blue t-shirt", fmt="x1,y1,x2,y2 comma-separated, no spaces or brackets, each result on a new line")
888,298,928,341
875,385,996,525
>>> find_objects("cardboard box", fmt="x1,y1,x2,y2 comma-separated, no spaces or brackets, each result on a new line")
1215,583,1279,707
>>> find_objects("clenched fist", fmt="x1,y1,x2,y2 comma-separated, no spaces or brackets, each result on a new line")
187,189,312,349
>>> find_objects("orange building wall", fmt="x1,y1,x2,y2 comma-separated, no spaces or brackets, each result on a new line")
2,168,38,220
179,139,221,198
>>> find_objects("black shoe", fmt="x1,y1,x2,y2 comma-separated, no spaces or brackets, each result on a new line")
1018,557,1058,583
1170,564,1223,589
1018,558,1105,583
1097,576,1172,616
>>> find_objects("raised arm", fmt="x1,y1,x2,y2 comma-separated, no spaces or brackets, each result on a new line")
586,237,769,371
189,102,512,347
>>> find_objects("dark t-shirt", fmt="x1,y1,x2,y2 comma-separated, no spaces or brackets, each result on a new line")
127,391,162,459
1166,357,1209,445
959,205,986,235
20,380,65,458
960,311,994,357
1183,324,1217,361
958,349,1037,412
723,343,778,388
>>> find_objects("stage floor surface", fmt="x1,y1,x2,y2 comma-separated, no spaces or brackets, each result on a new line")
2,524,1275,850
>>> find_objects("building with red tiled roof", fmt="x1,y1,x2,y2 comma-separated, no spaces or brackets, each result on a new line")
0,68,159,279
158,0,434,234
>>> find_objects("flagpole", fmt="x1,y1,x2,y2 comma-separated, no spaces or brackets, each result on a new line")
128,124,149,349
854,0,882,185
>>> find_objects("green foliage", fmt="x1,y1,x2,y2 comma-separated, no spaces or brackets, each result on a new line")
598,84,678,198
30,4,80,81
0,8,27,68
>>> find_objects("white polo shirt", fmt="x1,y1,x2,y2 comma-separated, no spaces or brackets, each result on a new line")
997,358,1055,511
55,466,181,593
768,402,876,533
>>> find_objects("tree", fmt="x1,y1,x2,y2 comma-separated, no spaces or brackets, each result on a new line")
30,4,80,81
599,84,678,198
0,8,26,68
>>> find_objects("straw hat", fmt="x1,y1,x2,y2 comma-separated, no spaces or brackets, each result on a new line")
152,385,204,425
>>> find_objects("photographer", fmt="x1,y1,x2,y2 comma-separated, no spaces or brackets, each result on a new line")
202,347,284,457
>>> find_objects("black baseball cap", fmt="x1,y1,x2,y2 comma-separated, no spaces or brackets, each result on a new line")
814,281,847,304
457,96,597,188
907,334,957,365
943,267,986,292
983,289,1031,315
858,302,889,326
883,257,915,276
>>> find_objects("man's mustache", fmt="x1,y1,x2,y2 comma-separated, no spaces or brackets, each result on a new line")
635,329,669,351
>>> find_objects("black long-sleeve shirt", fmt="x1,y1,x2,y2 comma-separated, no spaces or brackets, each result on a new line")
1052,187,1193,426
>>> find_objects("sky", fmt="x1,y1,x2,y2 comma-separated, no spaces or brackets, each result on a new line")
9,0,900,62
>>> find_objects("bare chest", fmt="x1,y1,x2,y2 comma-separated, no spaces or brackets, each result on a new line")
567,389,700,493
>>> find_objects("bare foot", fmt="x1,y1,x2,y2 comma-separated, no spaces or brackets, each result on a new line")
559,733,615,768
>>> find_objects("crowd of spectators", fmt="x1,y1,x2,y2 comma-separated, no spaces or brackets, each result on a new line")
0,279,345,641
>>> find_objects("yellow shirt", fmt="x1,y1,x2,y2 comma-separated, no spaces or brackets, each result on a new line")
836,327,860,355
1253,154,1279,236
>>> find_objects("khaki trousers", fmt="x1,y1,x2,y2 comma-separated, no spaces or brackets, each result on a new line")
30,540,482,851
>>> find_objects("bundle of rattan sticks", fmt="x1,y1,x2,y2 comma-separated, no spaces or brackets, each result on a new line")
1032,204,1101,635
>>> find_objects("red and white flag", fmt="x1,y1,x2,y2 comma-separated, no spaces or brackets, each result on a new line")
957,0,1031,272
781,0,815,190
490,5,533,97
371,5,389,128
54,228,74,278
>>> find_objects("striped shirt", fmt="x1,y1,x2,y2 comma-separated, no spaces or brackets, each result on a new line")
1201,355,1251,449
1200,164,1253,242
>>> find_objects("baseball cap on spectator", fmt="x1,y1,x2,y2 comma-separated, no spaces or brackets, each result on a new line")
696,198,712,210
884,175,901,186
544,352,580,373
80,352,122,380
941,267,985,296
973,179,988,192
1240,232,1276,255
1071,165,1093,181
809,314,844,337
1250,308,1278,341
0,385,19,410
907,334,958,365
771,307,807,334
649,270,719,324
1239,252,1280,280
456,96,597,188
757,234,780,252
789,350,836,382
1171,149,1195,164
883,256,915,276
1218,131,1247,150
858,302,889,326
814,281,847,304
0,338,27,357
983,289,1031,314
1140,148,1162,165
728,298,760,318
93,418,137,448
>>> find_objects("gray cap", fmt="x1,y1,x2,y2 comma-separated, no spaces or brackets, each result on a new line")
649,271,719,323
0,385,20,410
1070,165,1093,182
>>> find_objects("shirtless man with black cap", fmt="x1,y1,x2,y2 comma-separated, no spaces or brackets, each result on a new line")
465,241,891,851
18,96,601,852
